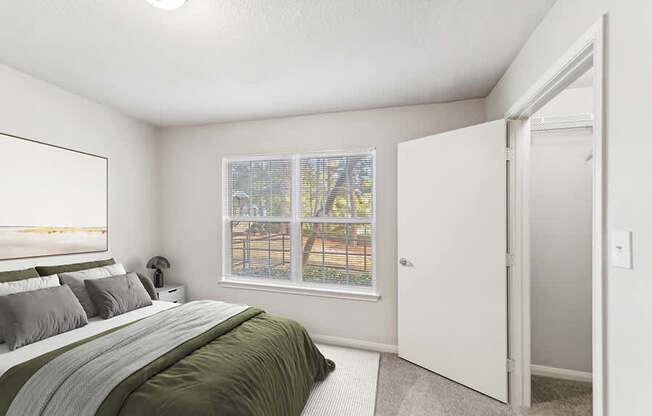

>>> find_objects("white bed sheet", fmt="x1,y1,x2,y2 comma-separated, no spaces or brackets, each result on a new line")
0,300,177,377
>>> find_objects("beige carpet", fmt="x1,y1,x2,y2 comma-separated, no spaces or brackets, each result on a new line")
302,344,380,416
375,354,515,416
526,375,592,416
374,354,592,416
302,349,591,416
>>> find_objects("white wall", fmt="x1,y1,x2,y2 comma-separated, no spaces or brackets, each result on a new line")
535,87,593,118
0,64,160,274
486,1,652,413
158,99,486,347
530,128,593,373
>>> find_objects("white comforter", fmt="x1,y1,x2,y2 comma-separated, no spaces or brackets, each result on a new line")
0,300,177,377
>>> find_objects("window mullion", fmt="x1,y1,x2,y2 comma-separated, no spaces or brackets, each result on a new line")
371,150,377,291
291,154,301,285
222,159,232,278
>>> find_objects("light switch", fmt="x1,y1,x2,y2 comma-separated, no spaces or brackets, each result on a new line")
611,230,632,269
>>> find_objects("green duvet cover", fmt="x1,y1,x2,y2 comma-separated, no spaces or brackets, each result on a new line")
0,307,334,416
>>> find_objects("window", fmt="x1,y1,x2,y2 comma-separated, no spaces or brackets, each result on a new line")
223,150,375,295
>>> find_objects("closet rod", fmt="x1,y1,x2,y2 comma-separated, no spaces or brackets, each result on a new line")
530,113,593,132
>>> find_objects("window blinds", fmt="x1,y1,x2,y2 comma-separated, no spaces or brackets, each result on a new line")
230,159,291,217
224,151,375,289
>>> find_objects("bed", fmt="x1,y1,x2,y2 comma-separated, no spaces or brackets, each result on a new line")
0,261,334,416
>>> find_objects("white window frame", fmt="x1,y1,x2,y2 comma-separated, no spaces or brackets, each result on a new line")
220,149,379,302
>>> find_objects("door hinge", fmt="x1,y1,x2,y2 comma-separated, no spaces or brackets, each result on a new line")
506,358,516,373
505,148,514,161
505,253,514,268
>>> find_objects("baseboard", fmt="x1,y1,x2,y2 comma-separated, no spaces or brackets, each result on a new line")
310,333,397,353
530,364,593,383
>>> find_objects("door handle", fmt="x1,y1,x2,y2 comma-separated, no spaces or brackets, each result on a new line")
399,258,412,267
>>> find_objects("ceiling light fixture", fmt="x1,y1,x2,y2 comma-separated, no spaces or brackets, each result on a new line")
146,0,186,10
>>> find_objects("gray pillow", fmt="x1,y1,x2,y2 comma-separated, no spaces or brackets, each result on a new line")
0,285,88,351
136,273,159,300
85,273,153,319
0,274,61,344
59,264,127,318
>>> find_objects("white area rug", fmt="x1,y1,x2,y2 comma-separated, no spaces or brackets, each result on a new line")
302,344,380,416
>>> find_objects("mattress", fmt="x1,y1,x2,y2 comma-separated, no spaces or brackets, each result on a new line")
0,300,177,377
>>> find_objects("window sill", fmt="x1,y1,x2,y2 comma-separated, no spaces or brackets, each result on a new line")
218,277,381,302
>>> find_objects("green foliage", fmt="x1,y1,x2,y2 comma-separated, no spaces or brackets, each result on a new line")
232,264,291,280
300,156,373,219
302,265,372,287
231,160,290,217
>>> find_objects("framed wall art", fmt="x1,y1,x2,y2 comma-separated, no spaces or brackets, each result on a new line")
0,132,108,260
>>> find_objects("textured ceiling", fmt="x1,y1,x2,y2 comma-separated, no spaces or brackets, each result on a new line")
0,0,555,126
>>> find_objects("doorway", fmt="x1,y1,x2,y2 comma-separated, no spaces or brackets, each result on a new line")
528,70,594,415
505,16,605,416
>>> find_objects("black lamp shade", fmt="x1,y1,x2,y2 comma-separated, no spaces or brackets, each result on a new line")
147,256,170,270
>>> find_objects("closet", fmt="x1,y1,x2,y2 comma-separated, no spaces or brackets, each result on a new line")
528,78,593,410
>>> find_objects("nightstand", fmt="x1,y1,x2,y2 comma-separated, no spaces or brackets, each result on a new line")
156,283,186,303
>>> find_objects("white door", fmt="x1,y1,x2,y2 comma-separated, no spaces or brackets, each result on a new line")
397,119,508,402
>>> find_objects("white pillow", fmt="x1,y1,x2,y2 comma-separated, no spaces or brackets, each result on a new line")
0,274,60,343
0,274,60,296
104,263,127,276
58,263,126,281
